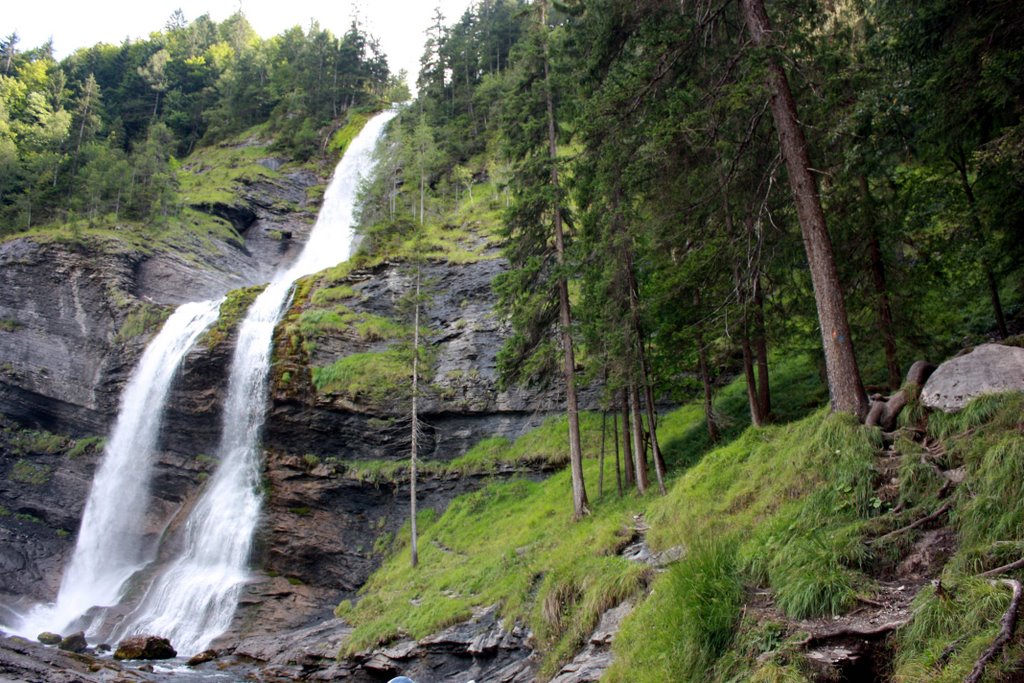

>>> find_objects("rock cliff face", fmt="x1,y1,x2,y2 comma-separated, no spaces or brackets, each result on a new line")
0,156,569,672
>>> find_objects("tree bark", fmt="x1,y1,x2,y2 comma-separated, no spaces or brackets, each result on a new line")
410,269,421,569
752,274,772,419
542,1,588,518
736,266,765,427
621,389,633,489
644,381,667,495
694,293,720,442
952,149,1008,339
860,176,901,390
629,384,648,494
598,411,607,498
742,0,868,419
612,410,622,496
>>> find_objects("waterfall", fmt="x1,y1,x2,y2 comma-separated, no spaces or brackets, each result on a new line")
10,298,223,638
114,110,396,655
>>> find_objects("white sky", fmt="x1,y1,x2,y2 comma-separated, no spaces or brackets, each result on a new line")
4,0,476,89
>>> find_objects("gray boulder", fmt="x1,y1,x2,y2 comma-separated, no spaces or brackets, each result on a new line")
922,344,1024,412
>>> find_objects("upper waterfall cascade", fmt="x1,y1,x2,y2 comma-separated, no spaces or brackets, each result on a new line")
112,109,396,655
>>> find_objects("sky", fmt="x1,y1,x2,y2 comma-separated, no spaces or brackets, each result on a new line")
4,0,476,89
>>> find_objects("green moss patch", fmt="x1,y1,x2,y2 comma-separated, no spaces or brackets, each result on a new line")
312,350,410,402
202,284,267,350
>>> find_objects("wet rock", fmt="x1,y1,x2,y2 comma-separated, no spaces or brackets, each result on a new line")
237,606,536,682
187,649,219,665
0,633,112,682
549,601,634,683
113,634,177,660
37,632,61,645
57,631,87,653
922,343,1024,412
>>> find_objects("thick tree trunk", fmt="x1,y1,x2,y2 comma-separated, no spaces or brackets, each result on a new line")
543,6,588,518
742,0,868,418
752,275,772,419
629,384,649,494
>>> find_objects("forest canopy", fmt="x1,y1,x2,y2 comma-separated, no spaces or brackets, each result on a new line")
0,11,395,232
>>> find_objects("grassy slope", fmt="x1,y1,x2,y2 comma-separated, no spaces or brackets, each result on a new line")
336,345,1024,681
335,356,828,675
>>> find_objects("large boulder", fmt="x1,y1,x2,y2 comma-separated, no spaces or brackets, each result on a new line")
922,343,1024,412
57,631,87,653
113,634,177,660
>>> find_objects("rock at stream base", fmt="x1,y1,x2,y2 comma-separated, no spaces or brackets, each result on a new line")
37,632,62,645
921,343,1024,412
58,631,87,653
113,635,177,660
187,649,219,666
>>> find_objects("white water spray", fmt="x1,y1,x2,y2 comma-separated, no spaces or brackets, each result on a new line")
9,298,223,638
115,110,396,654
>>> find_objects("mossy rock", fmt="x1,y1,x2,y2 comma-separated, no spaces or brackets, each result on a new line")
37,631,62,645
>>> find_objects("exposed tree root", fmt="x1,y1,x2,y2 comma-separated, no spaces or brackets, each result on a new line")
979,557,1024,578
867,501,953,546
798,619,910,648
964,578,1022,683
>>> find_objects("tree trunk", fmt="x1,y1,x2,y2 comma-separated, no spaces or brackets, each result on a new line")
951,150,1009,339
419,165,425,225
868,234,901,389
410,269,420,569
736,266,765,427
694,292,720,442
612,410,622,496
752,275,772,418
629,384,648,494
621,389,634,489
618,225,666,493
860,176,901,390
985,269,1008,340
598,411,607,498
741,0,868,419
542,2,588,518
644,381,667,495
